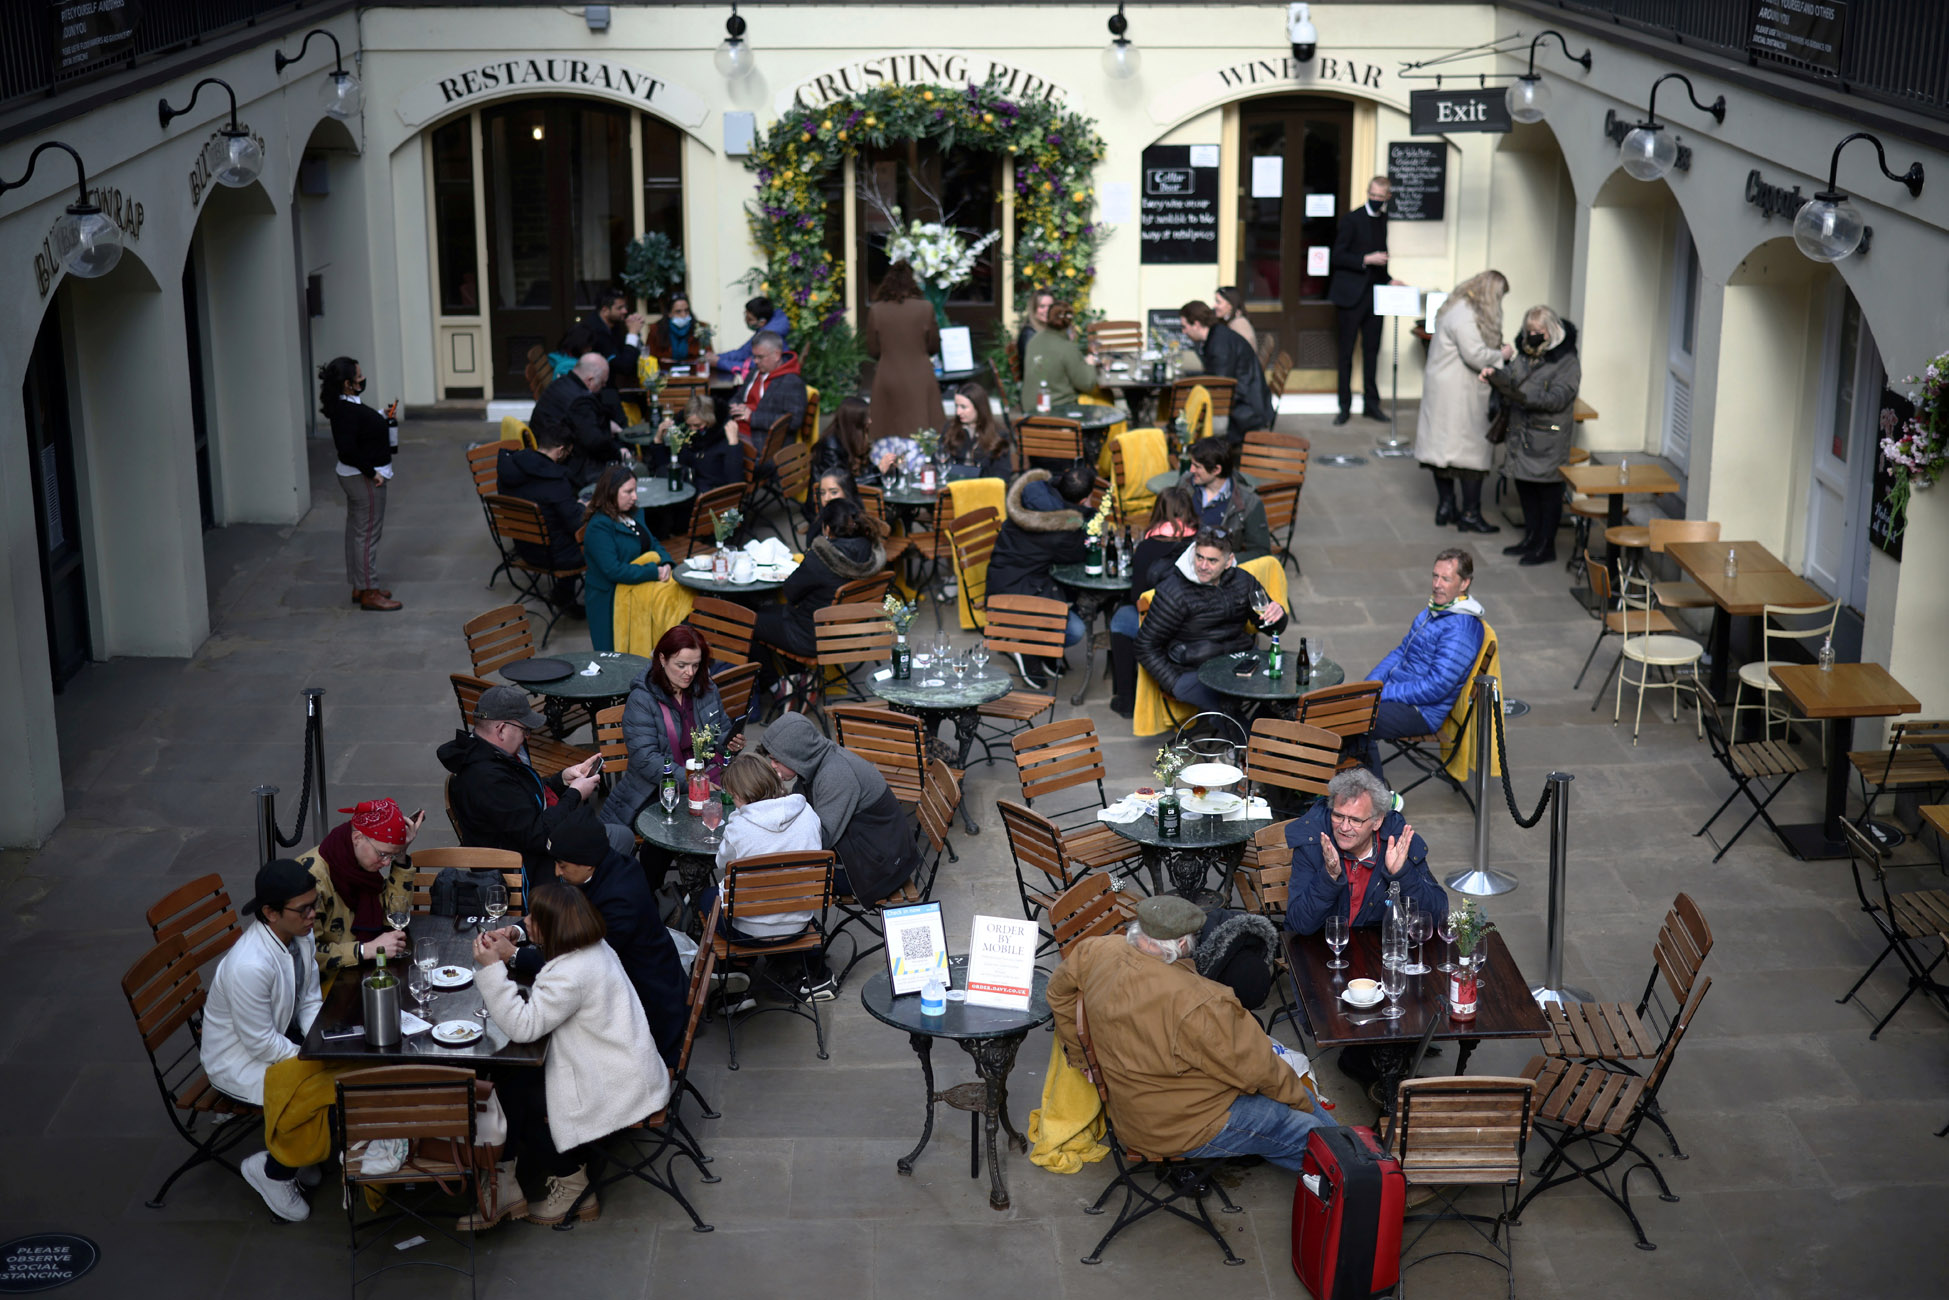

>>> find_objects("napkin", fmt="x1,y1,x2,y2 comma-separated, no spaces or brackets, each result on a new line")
400,1010,432,1035
1225,796,1274,822
744,537,795,567
579,661,601,677
1096,796,1151,824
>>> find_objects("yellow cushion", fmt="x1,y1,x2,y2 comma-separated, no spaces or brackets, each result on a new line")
500,416,535,448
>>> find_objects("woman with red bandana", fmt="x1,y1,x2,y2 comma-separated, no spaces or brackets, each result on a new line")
297,798,426,976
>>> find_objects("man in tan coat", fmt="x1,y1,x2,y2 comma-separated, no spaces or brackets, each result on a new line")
1048,896,1334,1169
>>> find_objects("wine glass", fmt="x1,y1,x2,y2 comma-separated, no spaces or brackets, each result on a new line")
1435,910,1458,973
661,780,681,823
951,652,968,684
482,884,508,929
970,644,990,679
1380,962,1408,1020
1406,907,1434,976
1324,913,1349,971
407,963,431,1010
701,796,724,846
385,903,411,934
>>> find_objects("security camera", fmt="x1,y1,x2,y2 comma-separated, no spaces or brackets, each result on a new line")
1287,3,1317,63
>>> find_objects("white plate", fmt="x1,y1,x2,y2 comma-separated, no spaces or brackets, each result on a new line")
1342,988,1385,1009
683,556,714,571
427,965,473,990
1182,792,1243,816
1180,762,1243,790
431,1020,484,1046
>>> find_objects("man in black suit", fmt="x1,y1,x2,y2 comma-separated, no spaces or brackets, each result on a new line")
532,354,624,490
1329,175,1398,426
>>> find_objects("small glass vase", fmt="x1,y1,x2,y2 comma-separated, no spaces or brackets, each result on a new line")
1084,540,1104,576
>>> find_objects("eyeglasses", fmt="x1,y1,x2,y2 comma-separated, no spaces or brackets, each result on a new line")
280,901,319,918
1329,811,1380,827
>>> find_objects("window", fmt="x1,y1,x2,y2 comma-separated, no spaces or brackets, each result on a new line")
431,119,478,315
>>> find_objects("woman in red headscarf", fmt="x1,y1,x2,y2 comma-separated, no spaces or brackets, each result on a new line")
297,798,426,976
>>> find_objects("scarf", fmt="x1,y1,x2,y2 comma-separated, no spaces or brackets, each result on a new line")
319,821,388,936
667,317,693,360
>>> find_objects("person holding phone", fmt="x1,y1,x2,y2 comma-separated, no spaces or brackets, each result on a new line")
319,355,401,611
294,797,424,977
438,685,635,880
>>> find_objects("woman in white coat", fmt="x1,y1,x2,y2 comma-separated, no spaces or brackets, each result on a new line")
474,881,668,1226
1414,270,1512,533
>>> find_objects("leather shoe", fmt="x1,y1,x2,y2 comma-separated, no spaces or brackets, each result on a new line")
358,590,403,611
1362,407,1389,422
1455,513,1501,534
1501,540,1533,555
1434,502,1459,527
1519,548,1557,566
349,588,392,603
1332,412,1351,426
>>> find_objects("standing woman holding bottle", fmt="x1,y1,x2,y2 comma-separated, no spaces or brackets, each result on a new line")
321,356,401,611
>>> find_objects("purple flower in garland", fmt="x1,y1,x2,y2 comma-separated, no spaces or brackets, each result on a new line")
816,264,831,280
1049,133,1063,145
795,286,813,304
789,251,803,268
799,215,816,229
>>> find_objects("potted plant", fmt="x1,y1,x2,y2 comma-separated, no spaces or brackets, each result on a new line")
1449,899,1496,1019
621,232,687,310
664,418,695,491
883,594,918,679
1880,350,1949,537
884,211,1001,327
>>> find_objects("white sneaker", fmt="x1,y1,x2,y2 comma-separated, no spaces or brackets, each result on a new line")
242,1151,311,1222
711,972,751,997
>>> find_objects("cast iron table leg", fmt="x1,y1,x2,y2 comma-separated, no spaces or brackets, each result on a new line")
960,1033,1030,1210
1604,493,1625,562
1146,841,1244,907
897,1033,938,1176
1454,1036,1481,1075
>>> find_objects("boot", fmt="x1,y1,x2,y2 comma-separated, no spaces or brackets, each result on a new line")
1455,476,1500,534
1521,484,1564,564
1010,653,1044,688
1109,633,1138,716
1503,482,1541,554
1431,473,1458,527
524,1166,598,1226
358,590,403,610
457,1160,528,1230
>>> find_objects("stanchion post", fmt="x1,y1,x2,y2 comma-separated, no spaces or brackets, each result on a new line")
1444,675,1518,896
252,785,279,866
303,687,328,833
1530,771,1594,1007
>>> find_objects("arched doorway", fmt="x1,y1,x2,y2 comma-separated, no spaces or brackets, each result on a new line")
1235,94,1355,370
854,137,1003,338
1581,169,1684,453
22,302,87,688
1487,122,1574,328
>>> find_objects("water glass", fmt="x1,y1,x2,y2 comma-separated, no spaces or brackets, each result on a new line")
1324,914,1349,971
1407,908,1434,976
970,645,990,678
951,653,968,683
1436,912,1458,973
1381,963,1408,1019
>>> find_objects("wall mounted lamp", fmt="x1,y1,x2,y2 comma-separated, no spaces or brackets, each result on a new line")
0,141,123,278
273,28,361,119
159,78,265,189
1619,72,1725,182
1505,30,1592,124
1795,132,1924,262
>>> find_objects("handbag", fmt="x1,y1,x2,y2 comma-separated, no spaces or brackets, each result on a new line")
1485,394,1511,445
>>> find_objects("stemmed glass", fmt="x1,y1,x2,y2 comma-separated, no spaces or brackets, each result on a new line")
482,884,508,929
701,795,724,846
951,652,969,685
1401,899,1429,975
1435,910,1458,973
661,780,681,823
1380,961,1408,1020
970,644,990,679
1324,913,1350,971
407,963,431,1012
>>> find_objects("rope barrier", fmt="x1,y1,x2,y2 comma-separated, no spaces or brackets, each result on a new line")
270,709,321,849
1490,682,1555,830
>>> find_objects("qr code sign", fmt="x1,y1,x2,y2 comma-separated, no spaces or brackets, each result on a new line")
900,927,935,964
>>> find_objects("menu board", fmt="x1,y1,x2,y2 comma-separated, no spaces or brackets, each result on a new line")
1386,142,1446,223
1140,144,1220,265
1751,0,1847,76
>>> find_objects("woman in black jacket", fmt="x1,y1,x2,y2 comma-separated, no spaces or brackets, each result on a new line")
810,395,886,487
322,356,401,611
1108,486,1199,716
940,382,1013,480
756,498,888,662
1137,527,1287,714
652,392,744,494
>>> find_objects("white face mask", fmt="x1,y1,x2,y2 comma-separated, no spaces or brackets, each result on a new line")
670,315,692,327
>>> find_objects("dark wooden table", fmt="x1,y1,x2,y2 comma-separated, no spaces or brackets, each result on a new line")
859,955,1052,1211
1768,663,1918,860
300,917,544,1066
1282,927,1548,1112
510,650,649,738
1666,540,1829,700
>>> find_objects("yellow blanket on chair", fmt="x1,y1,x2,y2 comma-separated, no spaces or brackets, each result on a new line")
263,1056,357,1170
946,477,1007,629
1132,554,1290,737
1027,1035,1109,1173
1110,428,1169,518
613,557,696,655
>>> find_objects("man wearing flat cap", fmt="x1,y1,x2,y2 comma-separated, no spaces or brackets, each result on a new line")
1047,895,1336,1170
437,684,631,880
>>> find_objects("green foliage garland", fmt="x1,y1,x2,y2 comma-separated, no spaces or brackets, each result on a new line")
621,232,687,306
744,78,1107,347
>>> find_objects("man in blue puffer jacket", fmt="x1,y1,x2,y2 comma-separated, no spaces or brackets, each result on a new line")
1363,547,1485,776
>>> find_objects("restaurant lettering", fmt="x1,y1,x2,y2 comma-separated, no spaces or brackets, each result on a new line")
34,184,145,299
1215,56,1382,92
779,51,1067,112
1746,168,1872,252
395,60,709,128
1148,57,1389,126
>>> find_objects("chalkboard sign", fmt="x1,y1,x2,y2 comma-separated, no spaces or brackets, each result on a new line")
1146,308,1190,355
1387,142,1445,222
1868,385,1910,560
1751,0,1846,77
50,0,138,76
1140,144,1220,265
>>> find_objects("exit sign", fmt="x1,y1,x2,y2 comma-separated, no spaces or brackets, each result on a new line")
1409,88,1512,135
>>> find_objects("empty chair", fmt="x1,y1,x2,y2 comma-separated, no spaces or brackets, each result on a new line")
1295,680,1383,774
1646,518,1719,610
996,800,1089,938
145,874,242,977
1009,717,1144,883
1696,695,1805,860
1848,719,1949,829
1837,819,1949,1039
1387,1076,1536,1298
333,1066,481,1290
975,594,1066,759
1018,416,1086,466
1730,599,1842,741
1611,573,1704,744
1243,719,1341,807
948,505,1002,631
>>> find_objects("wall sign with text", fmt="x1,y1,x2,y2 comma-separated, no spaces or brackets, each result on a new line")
778,50,1067,113
1139,144,1220,264
1751,0,1847,77
1386,142,1446,222
1409,88,1511,135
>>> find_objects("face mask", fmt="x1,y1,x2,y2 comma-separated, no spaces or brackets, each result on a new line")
1521,332,1547,354
352,378,367,394
669,315,691,327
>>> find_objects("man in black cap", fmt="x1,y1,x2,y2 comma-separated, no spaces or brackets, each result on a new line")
1047,896,1334,1171
201,859,331,1222
437,684,630,880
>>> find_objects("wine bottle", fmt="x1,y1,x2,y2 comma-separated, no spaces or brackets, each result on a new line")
366,951,396,988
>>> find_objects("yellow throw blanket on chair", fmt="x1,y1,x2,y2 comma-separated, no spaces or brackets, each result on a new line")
1110,428,1169,520
613,557,696,655
262,1056,357,1170
1027,1035,1109,1173
945,477,1007,629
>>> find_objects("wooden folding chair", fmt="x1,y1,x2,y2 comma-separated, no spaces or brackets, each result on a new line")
914,758,962,900
1695,695,1805,860
834,570,894,604
773,601,891,720
408,846,525,913
1256,480,1303,575
465,442,500,496
1849,719,1949,830
464,604,540,676
1238,429,1310,485
1048,872,1137,958
333,1066,480,1290
1295,680,1383,774
1108,428,1165,520
447,674,594,779
1243,718,1341,812
482,494,586,644
996,799,1090,941
145,874,241,978
765,440,813,545
689,596,758,665
1018,415,1085,466
948,506,1002,630
1837,818,1949,1039
1386,1076,1536,1298
744,413,799,525
714,660,760,724
975,594,1065,760
830,705,931,810
713,850,837,1069
123,935,261,1208
1009,717,1144,884
855,484,910,565
670,483,750,560
1087,319,1144,353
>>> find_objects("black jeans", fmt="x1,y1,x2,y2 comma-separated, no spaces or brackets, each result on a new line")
1336,304,1384,414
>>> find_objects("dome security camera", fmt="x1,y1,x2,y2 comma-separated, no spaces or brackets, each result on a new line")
1287,3,1317,63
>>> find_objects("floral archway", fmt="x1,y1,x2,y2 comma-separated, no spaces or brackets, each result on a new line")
744,79,1107,342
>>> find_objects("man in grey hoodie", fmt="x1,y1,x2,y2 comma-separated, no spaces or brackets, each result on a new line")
760,713,920,913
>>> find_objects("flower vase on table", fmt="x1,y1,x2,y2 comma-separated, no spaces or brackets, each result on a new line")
884,594,918,680
1448,899,1495,1020
685,759,708,814
666,460,683,493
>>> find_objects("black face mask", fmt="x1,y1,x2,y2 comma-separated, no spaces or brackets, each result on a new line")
352,377,368,393
1520,332,1547,354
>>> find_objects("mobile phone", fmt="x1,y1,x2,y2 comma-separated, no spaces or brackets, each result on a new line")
1233,659,1257,678
723,715,749,741
320,1022,364,1041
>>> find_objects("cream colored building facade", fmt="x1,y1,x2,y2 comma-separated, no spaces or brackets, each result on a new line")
2,2,1946,844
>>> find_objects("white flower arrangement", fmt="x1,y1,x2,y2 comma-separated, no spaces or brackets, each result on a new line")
885,210,1001,295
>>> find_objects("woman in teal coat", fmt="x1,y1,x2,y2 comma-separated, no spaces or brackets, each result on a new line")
581,466,675,653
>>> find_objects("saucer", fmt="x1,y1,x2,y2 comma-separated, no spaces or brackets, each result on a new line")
1341,987,1385,1009
427,965,473,990
431,1020,483,1046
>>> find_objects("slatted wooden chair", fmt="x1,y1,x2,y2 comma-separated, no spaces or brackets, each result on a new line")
145,874,241,980
948,505,1003,631
896,484,960,626
1233,819,1295,920
1646,518,1719,611
595,703,629,781
1295,681,1383,774
834,570,894,605
1075,992,1245,1266
743,413,800,524
466,441,501,495
914,758,963,899
1267,350,1295,401
800,384,822,443
996,800,1088,945
1243,719,1341,810
713,850,837,1069
714,660,761,725
1164,377,1235,434
1383,626,1500,810
481,494,585,643
1256,480,1304,575
770,601,890,720
1087,319,1144,354
1849,719,1949,830
854,484,910,565
464,602,600,737
1010,717,1145,886
668,482,750,561
1108,428,1167,520
1049,872,1138,958
1838,818,1949,1039
1515,979,1712,1251
1575,552,1679,697
1239,429,1309,484
830,705,934,811
975,594,1066,760
765,440,813,544
123,934,262,1208
333,1065,481,1289
1695,694,1806,860
408,846,525,914
1541,892,1712,1156
690,596,758,665
671,893,726,1148
448,673,594,779
1385,1076,1536,1296
1018,415,1086,466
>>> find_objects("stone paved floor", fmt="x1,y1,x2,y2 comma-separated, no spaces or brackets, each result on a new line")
4,408,1946,1299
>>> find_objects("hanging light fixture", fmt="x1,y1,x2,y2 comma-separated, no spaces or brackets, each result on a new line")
274,29,362,120
159,77,265,188
1504,30,1591,124
1101,4,1140,80
0,141,123,278
1793,131,1925,262
714,3,754,80
1618,72,1725,182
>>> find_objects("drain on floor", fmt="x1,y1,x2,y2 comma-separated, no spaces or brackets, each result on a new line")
1502,698,1531,718
1314,454,1367,467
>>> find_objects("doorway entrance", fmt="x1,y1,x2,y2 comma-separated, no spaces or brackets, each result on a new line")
1236,95,1353,372
854,139,1002,342
1660,221,1700,482
1805,285,1880,610
482,98,633,396
21,308,90,689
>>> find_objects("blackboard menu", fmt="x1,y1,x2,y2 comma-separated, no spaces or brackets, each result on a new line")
1751,0,1847,77
1140,144,1220,265
1869,385,1909,560
1387,141,1445,222
51,0,138,75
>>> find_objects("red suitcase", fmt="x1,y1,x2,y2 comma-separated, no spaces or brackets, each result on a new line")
1292,1125,1405,1300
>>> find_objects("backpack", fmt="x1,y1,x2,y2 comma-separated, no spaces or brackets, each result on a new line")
428,868,503,918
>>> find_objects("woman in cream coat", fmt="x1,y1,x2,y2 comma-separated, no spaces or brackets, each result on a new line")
474,881,668,1226
1414,270,1512,534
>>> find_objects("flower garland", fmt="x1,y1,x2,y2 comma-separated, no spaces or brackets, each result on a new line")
744,79,1107,340
1880,350,1949,532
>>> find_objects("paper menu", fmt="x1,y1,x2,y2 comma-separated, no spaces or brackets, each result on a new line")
964,914,1036,1011
938,325,974,372
1372,284,1423,317
883,901,949,995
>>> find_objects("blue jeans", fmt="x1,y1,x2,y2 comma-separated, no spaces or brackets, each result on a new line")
1065,612,1085,647
1184,1090,1338,1172
1110,604,1140,638
1363,698,1435,777
1169,669,1226,715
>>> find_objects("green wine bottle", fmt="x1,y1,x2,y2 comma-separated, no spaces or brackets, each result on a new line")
365,951,396,989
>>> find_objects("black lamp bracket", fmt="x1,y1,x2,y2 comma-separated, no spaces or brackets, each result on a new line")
0,140,93,208
1644,72,1725,129
159,77,245,133
275,29,347,77
1819,130,1924,203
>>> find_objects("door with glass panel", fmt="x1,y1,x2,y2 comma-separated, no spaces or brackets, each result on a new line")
1805,286,1881,609
854,139,1002,342
482,99,632,397
1237,96,1352,372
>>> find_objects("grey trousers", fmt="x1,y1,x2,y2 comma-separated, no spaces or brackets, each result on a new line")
339,472,387,589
